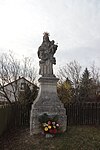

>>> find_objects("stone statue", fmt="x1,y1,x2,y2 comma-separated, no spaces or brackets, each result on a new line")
30,33,67,135
38,32,58,77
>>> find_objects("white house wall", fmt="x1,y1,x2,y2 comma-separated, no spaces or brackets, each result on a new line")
0,78,34,103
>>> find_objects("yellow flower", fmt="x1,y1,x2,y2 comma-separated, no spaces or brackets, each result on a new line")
53,126,56,128
48,125,51,129
44,127,48,131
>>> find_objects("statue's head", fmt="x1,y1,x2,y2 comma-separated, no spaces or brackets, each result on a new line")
43,32,50,42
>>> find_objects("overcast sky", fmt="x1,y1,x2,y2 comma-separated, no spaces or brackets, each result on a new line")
0,0,100,72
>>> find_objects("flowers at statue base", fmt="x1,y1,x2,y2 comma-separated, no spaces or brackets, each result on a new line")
39,113,60,136
42,121,60,135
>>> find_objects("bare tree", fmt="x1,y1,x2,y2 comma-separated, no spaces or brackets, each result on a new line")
90,62,100,84
58,60,82,88
21,56,37,83
0,52,37,104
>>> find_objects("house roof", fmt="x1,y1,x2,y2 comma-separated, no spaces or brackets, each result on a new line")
3,77,37,87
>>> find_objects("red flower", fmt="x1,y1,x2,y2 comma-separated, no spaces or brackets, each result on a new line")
53,129,57,134
49,129,54,134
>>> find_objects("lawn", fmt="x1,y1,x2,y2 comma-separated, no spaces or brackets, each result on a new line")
0,126,100,150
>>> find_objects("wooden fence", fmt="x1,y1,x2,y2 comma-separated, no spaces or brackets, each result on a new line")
1,102,100,136
10,104,30,127
0,104,30,136
66,102,100,126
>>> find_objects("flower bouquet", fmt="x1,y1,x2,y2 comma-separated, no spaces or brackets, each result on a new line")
39,113,60,137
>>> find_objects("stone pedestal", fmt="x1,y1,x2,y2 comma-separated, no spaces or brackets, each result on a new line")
30,76,67,135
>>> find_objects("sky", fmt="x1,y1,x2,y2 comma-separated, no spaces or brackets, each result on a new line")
0,0,100,73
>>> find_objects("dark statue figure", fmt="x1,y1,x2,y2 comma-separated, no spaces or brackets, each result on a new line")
38,32,58,77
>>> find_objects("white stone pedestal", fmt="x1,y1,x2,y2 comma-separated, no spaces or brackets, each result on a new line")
30,77,67,135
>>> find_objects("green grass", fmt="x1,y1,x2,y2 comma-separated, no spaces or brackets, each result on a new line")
1,126,100,150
